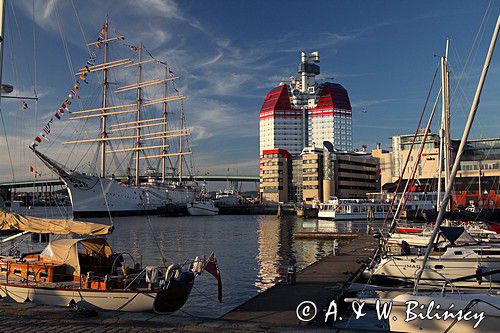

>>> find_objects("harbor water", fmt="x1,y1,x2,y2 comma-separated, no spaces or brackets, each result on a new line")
7,207,381,318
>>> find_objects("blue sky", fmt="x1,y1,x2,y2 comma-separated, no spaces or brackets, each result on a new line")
0,0,499,181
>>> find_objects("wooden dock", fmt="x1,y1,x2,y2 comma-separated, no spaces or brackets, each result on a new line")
221,234,378,326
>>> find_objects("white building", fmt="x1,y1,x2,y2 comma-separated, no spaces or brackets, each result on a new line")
259,51,353,158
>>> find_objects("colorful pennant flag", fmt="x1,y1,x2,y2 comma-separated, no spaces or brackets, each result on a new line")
30,166,42,177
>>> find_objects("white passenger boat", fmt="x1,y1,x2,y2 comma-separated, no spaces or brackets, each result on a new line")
318,198,393,220
187,199,219,216
318,193,435,220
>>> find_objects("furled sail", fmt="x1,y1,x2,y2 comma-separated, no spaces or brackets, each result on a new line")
0,209,112,235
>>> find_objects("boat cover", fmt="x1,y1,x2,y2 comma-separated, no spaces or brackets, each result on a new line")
40,238,112,275
439,226,477,246
0,209,112,235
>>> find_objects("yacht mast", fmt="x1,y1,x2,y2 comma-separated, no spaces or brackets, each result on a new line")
0,0,5,91
161,64,168,182
135,43,143,186
437,39,451,210
100,16,109,178
442,38,452,210
415,15,500,290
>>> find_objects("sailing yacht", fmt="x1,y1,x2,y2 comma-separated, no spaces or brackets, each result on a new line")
364,14,500,333
32,18,199,217
0,212,203,313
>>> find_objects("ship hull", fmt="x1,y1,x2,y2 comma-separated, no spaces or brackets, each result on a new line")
62,173,197,217
0,283,157,312
0,280,194,313
187,206,219,216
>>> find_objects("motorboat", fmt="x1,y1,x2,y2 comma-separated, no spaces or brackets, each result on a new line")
187,199,219,216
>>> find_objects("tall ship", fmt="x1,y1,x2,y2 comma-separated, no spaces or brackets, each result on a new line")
32,18,199,217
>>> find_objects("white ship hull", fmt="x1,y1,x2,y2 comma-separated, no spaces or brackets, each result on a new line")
389,293,500,333
318,210,388,220
65,175,197,217
65,175,160,217
32,149,199,217
0,283,157,312
372,251,500,288
187,201,219,216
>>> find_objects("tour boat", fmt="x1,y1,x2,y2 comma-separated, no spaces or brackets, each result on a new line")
318,198,395,220
318,193,435,220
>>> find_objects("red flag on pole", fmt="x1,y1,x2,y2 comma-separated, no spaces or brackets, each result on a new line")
204,252,222,302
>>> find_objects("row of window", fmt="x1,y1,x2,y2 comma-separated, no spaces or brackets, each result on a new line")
339,160,377,168
261,169,283,174
338,184,377,191
338,176,378,183
261,177,283,182
338,168,377,176
461,163,500,171
261,162,283,166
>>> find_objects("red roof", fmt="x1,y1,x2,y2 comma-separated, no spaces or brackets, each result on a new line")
259,84,299,120
311,82,352,113
261,149,292,159
260,82,351,119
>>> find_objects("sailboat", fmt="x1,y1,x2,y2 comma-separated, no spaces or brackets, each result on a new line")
358,15,500,333
0,217,202,312
32,17,200,217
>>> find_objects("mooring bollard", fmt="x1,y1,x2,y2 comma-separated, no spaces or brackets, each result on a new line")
333,239,339,256
287,265,296,285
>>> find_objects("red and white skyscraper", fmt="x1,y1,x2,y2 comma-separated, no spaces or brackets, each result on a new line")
259,51,352,157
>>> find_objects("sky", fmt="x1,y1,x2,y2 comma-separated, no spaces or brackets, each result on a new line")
0,0,499,182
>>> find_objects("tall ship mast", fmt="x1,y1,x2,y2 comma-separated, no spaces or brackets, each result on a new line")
32,18,199,217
